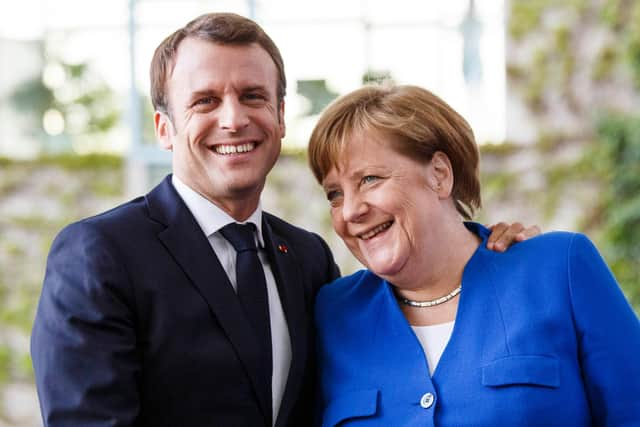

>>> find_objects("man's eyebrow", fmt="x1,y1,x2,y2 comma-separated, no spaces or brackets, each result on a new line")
243,85,269,92
189,89,216,99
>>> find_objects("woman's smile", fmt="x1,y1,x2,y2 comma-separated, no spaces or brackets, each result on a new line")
358,221,394,240
322,132,446,284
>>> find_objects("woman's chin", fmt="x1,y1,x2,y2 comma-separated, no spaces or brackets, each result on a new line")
363,255,405,279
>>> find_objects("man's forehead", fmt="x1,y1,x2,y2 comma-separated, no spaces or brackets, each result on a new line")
173,38,269,68
169,38,277,88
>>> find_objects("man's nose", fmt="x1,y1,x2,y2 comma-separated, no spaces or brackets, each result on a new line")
218,99,250,132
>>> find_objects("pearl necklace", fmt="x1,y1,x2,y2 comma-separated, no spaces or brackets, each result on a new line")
396,285,462,308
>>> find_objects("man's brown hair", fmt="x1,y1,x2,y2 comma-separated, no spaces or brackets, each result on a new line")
150,12,286,116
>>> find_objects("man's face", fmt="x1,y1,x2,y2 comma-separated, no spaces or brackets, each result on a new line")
155,38,285,220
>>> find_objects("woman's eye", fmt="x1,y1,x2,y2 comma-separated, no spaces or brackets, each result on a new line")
325,190,342,205
361,175,379,185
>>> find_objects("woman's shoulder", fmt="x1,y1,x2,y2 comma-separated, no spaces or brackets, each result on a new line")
468,222,590,257
315,270,391,345
475,230,600,292
499,229,592,257
319,269,380,297
316,270,384,314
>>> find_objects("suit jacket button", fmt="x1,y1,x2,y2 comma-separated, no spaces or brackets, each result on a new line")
420,392,435,409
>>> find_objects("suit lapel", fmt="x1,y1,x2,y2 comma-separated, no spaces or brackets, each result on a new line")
261,218,308,427
146,177,272,424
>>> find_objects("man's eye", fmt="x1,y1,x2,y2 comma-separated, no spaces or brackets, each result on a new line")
243,93,267,103
193,97,216,107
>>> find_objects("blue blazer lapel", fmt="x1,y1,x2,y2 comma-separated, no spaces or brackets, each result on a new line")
261,217,307,427
372,281,432,376
433,224,510,382
362,223,510,385
342,275,432,382
145,176,272,424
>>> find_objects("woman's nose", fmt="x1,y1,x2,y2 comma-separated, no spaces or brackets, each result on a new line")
342,193,368,223
217,99,250,132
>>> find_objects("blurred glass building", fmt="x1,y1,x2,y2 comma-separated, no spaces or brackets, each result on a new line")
1,0,507,192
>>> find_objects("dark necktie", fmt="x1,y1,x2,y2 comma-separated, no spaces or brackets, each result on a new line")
220,223,273,382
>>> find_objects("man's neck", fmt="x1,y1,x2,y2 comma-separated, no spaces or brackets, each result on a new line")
173,174,262,222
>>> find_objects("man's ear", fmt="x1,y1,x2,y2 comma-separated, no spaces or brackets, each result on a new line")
278,99,286,138
154,111,173,151
428,151,454,197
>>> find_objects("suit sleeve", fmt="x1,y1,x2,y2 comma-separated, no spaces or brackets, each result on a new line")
568,233,640,426
31,222,140,426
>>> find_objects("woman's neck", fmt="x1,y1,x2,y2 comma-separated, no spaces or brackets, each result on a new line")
398,220,479,292
392,220,480,326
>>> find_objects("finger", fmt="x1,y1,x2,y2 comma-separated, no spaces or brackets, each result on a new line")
515,225,542,241
493,222,526,252
486,222,510,250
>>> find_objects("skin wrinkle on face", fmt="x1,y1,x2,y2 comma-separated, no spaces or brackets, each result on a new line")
323,132,456,292
155,38,284,221
322,128,481,304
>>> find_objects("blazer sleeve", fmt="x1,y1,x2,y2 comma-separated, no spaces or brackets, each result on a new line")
31,222,140,426
568,233,640,426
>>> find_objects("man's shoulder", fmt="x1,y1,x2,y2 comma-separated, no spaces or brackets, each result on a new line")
67,176,173,233
77,195,148,229
262,212,337,273
52,195,149,248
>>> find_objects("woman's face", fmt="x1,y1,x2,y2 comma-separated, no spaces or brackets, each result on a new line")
322,131,446,284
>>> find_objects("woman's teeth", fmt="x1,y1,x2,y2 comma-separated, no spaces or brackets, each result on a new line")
360,221,392,240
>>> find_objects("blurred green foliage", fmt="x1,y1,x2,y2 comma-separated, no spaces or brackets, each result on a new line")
296,79,339,116
508,0,549,40
9,59,120,153
362,70,394,86
36,153,122,170
504,0,640,311
0,154,125,410
585,114,640,307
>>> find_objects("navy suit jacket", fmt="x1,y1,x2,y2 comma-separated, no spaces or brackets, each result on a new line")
31,175,340,427
316,223,640,427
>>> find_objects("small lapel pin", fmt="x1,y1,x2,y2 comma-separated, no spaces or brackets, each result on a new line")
278,244,288,254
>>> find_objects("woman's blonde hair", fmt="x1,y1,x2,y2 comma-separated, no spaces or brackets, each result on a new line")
308,84,481,219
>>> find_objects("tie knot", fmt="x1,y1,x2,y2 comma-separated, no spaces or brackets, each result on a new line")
220,223,257,252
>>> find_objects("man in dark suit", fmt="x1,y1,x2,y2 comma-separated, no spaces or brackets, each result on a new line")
30,12,536,427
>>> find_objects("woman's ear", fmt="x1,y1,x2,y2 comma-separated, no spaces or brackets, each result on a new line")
428,151,453,197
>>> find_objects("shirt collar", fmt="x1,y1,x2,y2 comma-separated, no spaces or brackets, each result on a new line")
171,174,265,248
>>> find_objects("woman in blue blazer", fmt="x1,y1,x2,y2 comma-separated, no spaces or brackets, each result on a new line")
307,85,640,426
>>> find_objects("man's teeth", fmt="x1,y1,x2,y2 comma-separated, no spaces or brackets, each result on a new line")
360,222,392,240
214,143,256,155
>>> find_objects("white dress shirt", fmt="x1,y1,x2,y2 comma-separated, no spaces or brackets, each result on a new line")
172,175,291,424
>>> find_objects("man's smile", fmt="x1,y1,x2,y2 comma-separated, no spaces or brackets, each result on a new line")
212,142,257,155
